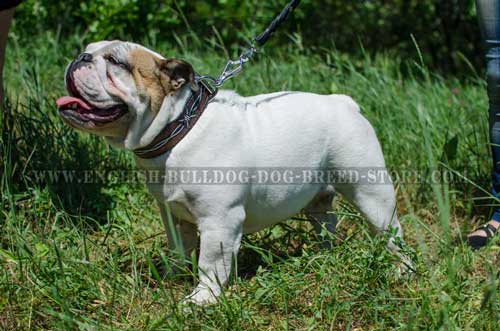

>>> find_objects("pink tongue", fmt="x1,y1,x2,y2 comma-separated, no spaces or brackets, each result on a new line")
56,96,92,110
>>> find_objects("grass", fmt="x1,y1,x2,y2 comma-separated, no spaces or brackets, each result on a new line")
1,29,499,330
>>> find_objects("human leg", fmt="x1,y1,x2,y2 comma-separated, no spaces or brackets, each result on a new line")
0,8,15,106
468,0,500,248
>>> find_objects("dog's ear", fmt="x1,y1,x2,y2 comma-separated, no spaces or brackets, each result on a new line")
157,59,195,94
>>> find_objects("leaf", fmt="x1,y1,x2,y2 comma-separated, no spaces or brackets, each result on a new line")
35,242,50,258
0,248,18,264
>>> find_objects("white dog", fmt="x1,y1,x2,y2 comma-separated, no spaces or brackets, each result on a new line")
57,41,409,305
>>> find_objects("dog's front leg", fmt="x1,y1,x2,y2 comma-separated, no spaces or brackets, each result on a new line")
157,201,198,262
183,207,245,306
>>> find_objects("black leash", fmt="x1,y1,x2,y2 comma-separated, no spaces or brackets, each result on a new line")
255,0,301,47
196,0,302,91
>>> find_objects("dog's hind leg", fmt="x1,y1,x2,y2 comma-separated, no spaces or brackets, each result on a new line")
305,190,337,249
337,180,413,272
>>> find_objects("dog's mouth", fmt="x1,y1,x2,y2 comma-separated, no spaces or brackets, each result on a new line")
57,70,127,125
57,96,127,124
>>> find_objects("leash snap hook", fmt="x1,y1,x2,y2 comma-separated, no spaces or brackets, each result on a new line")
215,45,257,87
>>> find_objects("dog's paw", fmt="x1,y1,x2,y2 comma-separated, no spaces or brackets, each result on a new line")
182,286,219,306
393,254,415,279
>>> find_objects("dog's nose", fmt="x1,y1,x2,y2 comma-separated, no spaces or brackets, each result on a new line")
77,53,93,63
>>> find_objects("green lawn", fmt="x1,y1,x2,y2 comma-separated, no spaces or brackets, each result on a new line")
1,32,499,330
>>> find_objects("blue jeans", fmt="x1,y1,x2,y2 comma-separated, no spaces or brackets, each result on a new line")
477,0,500,222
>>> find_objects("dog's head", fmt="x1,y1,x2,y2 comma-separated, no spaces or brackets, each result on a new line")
57,41,196,149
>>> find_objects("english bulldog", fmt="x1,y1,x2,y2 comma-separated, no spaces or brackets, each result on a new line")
57,41,410,305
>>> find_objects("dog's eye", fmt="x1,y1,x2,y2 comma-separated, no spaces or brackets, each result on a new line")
105,55,129,71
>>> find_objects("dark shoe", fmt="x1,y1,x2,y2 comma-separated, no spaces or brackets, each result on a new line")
467,222,499,249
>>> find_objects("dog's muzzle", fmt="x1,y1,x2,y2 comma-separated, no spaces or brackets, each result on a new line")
65,53,93,98
57,52,128,125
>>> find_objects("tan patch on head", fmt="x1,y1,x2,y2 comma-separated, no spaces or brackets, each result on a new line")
128,49,166,113
128,49,195,114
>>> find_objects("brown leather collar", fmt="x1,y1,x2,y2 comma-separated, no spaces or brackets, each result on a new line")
134,82,217,159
